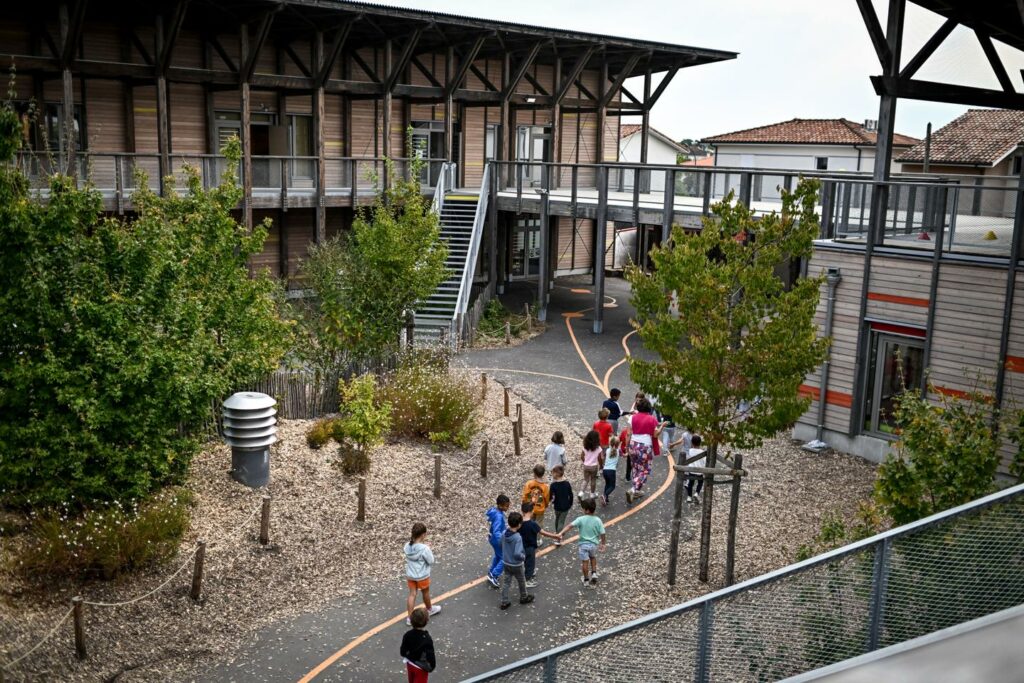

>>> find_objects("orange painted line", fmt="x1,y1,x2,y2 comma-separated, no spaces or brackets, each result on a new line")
798,384,853,408
298,455,677,682
601,330,636,396
564,311,606,391
867,291,930,308
472,367,602,391
1006,355,1024,373
570,288,592,294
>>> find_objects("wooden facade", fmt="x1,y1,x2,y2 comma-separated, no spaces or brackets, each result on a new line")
1,0,734,286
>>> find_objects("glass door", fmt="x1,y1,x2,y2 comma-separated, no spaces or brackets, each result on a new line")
516,125,550,187
510,218,542,279
863,333,925,436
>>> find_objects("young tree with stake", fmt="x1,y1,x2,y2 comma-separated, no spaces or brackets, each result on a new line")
627,178,829,583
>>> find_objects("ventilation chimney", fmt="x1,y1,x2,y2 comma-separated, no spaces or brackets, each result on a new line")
863,119,878,132
222,391,278,488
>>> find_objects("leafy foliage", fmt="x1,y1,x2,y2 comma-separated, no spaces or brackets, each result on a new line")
795,502,882,561
336,374,391,457
0,131,291,509
474,299,536,343
381,357,481,449
626,178,828,461
306,418,337,450
290,157,448,373
875,383,1004,525
11,489,193,580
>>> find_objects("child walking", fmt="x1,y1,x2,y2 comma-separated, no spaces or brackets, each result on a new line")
601,435,620,506
500,511,535,609
579,430,604,500
519,502,561,587
404,523,441,625
557,497,607,586
686,435,707,503
521,464,550,530
544,432,566,473
548,465,573,546
593,408,614,448
400,606,436,683
602,388,623,434
485,495,510,588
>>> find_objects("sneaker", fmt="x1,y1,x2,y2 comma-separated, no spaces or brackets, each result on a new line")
581,576,590,586
599,494,606,506
554,540,562,547
687,495,693,503
525,578,538,588
590,575,598,586
428,605,442,616
520,594,535,604
500,601,511,610
693,493,700,504
625,490,634,504
487,574,500,589
405,617,412,626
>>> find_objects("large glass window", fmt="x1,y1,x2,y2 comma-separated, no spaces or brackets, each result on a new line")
863,332,925,436
290,114,313,179
511,218,541,278
485,124,497,161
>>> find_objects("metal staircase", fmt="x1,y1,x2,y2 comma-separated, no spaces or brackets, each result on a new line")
414,163,490,346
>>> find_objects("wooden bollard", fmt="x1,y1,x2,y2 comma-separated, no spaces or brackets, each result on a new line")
504,320,511,344
512,420,521,456
72,596,86,660
524,303,532,332
503,387,510,417
259,496,271,545
480,440,488,478
481,372,487,400
433,455,442,499
725,453,744,586
516,403,523,436
190,541,206,601
357,479,366,522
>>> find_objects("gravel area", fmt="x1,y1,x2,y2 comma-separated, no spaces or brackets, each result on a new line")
0,376,578,682
0,381,877,681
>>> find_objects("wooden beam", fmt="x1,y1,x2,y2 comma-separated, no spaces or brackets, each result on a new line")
208,35,237,73
523,70,550,96
871,74,1024,109
619,84,642,105
595,60,607,164
58,4,76,178
445,33,486,97
574,78,596,101
159,0,189,74
900,17,955,80
351,49,380,83
384,27,423,93
640,69,651,163
502,41,543,101
469,62,498,92
382,40,392,159
598,52,642,108
553,45,594,104
976,30,1015,94
282,43,312,79
318,21,353,87
61,0,88,67
856,0,892,69
155,13,171,192
645,67,678,110
411,55,442,88
241,9,277,84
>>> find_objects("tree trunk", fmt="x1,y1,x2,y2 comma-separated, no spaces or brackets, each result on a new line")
698,441,717,583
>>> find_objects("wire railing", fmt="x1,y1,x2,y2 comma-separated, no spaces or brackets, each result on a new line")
465,482,1024,682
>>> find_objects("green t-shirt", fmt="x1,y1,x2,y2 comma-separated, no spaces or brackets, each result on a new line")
571,514,606,546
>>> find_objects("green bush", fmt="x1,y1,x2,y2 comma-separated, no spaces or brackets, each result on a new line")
382,362,481,448
12,489,193,580
476,299,534,342
306,418,337,450
337,440,370,476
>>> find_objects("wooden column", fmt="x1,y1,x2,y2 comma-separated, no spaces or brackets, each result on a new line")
595,62,608,164
313,31,326,243
444,46,455,161
239,24,253,229
382,39,393,160
58,4,76,178
551,57,562,190
155,15,171,193
640,68,652,164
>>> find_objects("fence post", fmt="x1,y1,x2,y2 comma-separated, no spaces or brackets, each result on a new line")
524,303,532,332
357,479,367,522
504,320,511,344
543,653,557,683
512,420,521,456
433,455,442,499
516,403,523,436
503,387,510,417
72,596,86,660
480,440,488,478
867,536,891,651
666,470,687,586
725,452,743,586
405,310,415,348
695,599,714,683
190,541,206,601
481,372,487,400
260,496,271,545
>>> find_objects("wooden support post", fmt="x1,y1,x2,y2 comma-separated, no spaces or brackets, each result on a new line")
481,373,487,400
516,403,523,435
512,420,521,456
72,596,86,660
725,452,743,586
313,31,326,243
405,310,415,348
58,4,76,180
503,387,510,417
698,443,717,583
357,478,366,522
382,40,393,161
666,469,687,586
480,440,488,478
240,81,253,230
259,496,271,545
433,455,442,499
190,540,206,601
524,303,532,332
504,320,511,344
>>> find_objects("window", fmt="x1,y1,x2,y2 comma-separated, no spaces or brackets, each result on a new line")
1013,155,1022,176
863,330,925,436
485,124,497,161
815,156,828,171
290,115,313,179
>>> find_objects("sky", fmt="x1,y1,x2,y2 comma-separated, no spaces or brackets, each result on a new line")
370,0,1024,143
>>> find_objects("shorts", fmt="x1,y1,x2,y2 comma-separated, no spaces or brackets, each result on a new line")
406,577,431,591
578,543,598,561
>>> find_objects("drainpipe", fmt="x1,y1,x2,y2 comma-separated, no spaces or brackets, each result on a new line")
806,267,842,450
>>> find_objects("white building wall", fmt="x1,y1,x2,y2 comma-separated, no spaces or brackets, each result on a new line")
619,132,680,165
712,143,878,173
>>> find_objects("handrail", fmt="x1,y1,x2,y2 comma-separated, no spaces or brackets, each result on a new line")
463,480,1024,682
452,163,490,343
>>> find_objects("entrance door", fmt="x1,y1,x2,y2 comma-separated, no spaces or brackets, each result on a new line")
510,218,542,279
412,121,450,187
213,110,277,187
516,125,551,186
863,333,925,435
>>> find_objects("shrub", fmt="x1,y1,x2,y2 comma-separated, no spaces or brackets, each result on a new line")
336,374,391,453
382,362,481,448
475,299,534,342
306,418,337,450
338,440,370,476
12,489,193,580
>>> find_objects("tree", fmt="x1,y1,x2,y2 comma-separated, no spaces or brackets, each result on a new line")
334,374,391,474
0,123,291,508
627,177,829,581
291,156,448,373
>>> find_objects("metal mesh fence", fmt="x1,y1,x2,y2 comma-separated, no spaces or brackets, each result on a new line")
466,484,1024,683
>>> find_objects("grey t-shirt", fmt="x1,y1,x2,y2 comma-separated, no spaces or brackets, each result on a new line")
544,443,566,471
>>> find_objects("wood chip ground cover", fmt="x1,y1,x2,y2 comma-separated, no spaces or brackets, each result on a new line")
0,379,876,681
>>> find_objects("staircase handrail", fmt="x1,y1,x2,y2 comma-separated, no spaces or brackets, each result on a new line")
452,163,490,343
431,161,455,215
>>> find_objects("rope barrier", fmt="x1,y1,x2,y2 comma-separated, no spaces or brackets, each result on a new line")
0,606,74,673
81,546,199,608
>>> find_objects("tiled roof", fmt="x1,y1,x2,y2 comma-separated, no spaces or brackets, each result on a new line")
619,124,687,153
620,124,643,138
702,118,919,147
896,109,1024,166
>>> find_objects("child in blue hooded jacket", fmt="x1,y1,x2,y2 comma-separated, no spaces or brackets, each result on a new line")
499,511,534,609
485,494,510,588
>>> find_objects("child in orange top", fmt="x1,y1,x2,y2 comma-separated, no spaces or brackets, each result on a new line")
593,408,614,448
521,464,550,530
